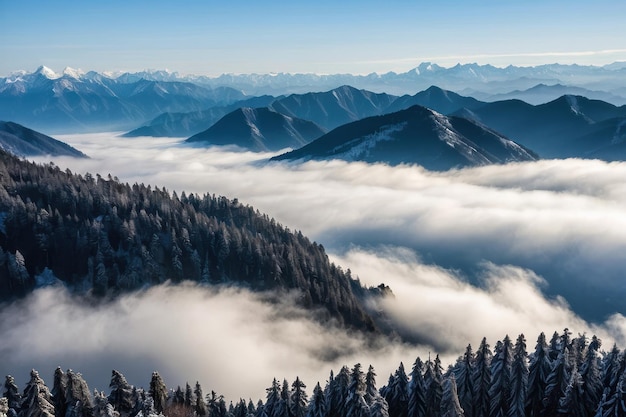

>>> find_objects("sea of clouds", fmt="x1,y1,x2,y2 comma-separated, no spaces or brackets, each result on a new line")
3,133,626,400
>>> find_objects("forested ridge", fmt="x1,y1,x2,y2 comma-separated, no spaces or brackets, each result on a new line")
0,148,377,331
2,329,623,417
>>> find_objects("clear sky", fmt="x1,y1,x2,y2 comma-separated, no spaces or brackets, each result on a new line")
1,0,626,77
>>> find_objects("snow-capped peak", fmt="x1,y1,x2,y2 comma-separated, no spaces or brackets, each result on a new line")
62,67,84,79
35,65,60,79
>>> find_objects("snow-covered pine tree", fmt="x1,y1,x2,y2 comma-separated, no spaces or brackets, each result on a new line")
148,372,167,415
194,382,207,416
107,370,133,415
64,370,93,417
440,376,464,417
305,383,325,417
290,377,307,417
3,375,22,413
508,334,528,417
557,363,585,417
488,336,512,417
580,335,603,417
328,367,350,417
453,346,474,417
387,363,408,417
345,364,368,417
407,358,426,417
51,367,68,417
424,357,443,417
542,347,571,416
19,370,55,417
264,379,281,417
525,332,551,417
274,379,291,417
364,365,381,407
471,338,491,417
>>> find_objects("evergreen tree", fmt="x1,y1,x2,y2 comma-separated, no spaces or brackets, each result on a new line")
3,375,22,412
472,339,492,417
107,370,133,415
440,376,464,417
369,396,389,417
328,367,349,417
542,348,570,416
508,334,528,417
274,379,291,417
580,335,603,417
184,383,194,408
290,378,307,417
305,383,325,417
488,336,513,417
364,366,381,407
264,379,281,417
424,358,443,417
387,363,408,417
65,370,93,417
407,358,426,417
51,367,68,417
557,363,585,417
19,369,55,417
148,372,167,415
346,365,368,417
525,332,551,417
195,382,208,416
453,346,474,417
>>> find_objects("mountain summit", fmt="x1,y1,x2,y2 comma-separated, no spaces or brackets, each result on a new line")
271,105,537,170
186,107,325,151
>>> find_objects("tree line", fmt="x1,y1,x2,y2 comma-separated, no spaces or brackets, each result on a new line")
2,329,625,417
0,149,378,332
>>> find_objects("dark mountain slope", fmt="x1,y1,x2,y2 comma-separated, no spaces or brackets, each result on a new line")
456,94,626,158
0,149,376,332
384,85,484,114
186,107,325,151
0,121,87,157
271,105,537,171
269,85,397,130
123,95,278,137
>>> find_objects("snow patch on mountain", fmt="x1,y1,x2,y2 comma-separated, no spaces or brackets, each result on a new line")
430,111,476,152
332,122,408,161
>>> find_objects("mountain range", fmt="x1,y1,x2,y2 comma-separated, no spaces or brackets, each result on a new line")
0,66,246,133
455,94,626,158
271,105,537,170
3,62,626,134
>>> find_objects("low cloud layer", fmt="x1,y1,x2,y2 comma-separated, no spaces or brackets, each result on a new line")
11,132,626,399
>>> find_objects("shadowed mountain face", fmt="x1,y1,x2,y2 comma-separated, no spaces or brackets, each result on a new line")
185,107,326,152
0,121,87,157
384,85,484,115
269,85,397,130
455,95,626,158
123,95,278,137
271,105,537,171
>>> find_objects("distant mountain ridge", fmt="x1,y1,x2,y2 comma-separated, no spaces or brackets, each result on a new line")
0,121,87,158
0,66,246,133
454,94,626,158
271,105,537,170
186,107,326,152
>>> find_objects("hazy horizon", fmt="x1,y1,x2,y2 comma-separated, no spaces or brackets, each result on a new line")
2,1,626,77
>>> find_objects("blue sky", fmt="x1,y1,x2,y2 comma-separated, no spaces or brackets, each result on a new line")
1,0,625,76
